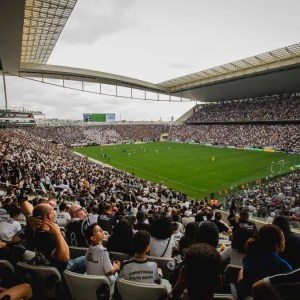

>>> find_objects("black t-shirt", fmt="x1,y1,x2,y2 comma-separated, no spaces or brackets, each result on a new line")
213,220,229,233
65,219,90,247
234,221,258,236
97,213,116,234
33,230,68,273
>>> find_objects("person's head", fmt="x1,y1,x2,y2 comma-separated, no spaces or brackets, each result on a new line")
231,227,254,253
9,205,22,220
104,204,113,215
245,224,285,255
59,202,68,213
184,222,199,241
194,221,219,248
33,203,55,223
132,230,150,255
84,223,105,245
111,219,133,239
272,215,291,233
136,211,146,224
195,213,204,223
239,210,249,222
69,204,87,220
214,211,222,221
171,222,179,233
150,216,173,240
183,243,223,300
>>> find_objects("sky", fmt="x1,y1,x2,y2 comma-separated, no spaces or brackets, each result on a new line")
1,0,300,121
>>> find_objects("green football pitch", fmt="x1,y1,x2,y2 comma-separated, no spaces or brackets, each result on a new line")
74,142,300,199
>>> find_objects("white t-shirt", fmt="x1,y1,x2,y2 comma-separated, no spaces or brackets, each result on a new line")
150,236,175,258
85,244,117,284
56,212,71,226
0,217,21,241
120,259,159,283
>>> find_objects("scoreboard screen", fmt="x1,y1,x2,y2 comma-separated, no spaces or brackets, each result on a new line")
83,113,115,123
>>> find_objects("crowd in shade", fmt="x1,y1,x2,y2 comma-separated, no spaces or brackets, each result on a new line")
0,126,300,299
25,123,167,147
186,94,300,123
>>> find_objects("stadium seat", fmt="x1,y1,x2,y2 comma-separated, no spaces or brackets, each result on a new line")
109,251,130,262
0,260,16,287
183,289,234,300
147,255,175,280
69,246,88,259
117,278,168,300
17,261,62,299
64,270,111,300
224,264,242,299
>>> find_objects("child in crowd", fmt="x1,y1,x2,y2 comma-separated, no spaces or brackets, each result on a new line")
120,230,162,284
84,223,120,285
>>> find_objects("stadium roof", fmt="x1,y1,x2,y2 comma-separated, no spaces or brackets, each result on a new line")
1,0,300,102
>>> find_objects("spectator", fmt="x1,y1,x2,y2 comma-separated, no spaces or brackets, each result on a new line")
107,219,134,256
166,243,223,300
220,227,253,266
84,223,120,285
253,267,300,300
32,204,69,273
150,217,175,258
237,224,292,299
97,204,116,235
272,215,300,268
65,204,89,247
120,230,161,283
233,210,258,236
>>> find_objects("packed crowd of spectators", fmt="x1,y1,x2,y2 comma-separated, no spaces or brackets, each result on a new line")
186,95,300,123
25,124,167,147
1,128,300,299
170,124,300,152
225,171,300,222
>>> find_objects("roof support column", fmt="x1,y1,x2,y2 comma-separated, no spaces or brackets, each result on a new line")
2,72,8,110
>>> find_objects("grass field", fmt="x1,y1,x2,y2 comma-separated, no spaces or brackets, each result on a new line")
74,142,300,199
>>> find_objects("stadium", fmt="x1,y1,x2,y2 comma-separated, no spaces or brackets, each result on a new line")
0,1,300,299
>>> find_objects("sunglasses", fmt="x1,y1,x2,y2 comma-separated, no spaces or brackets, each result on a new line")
74,207,85,215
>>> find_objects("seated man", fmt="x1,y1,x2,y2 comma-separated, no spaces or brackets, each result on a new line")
253,268,300,300
65,204,89,247
84,223,120,285
0,205,22,243
120,230,161,284
166,243,224,300
97,204,116,235
32,203,69,273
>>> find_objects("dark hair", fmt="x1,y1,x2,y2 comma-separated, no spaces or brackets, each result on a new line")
9,205,22,218
184,243,222,300
107,219,133,255
214,212,222,221
194,221,219,248
59,202,67,212
272,216,291,233
195,213,204,223
245,224,283,255
84,223,99,244
231,227,254,253
150,216,173,240
132,230,150,254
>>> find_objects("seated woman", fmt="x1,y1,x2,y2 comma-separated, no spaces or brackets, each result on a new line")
178,222,198,256
220,227,253,266
237,224,292,299
149,216,175,258
107,219,134,256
